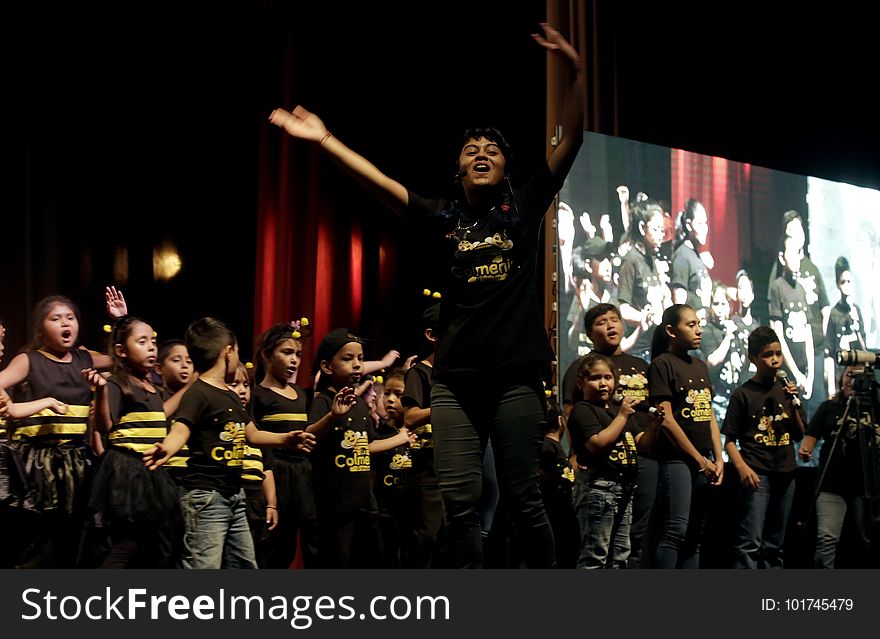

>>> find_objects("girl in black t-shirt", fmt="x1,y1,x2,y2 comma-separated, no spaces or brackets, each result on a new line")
270,24,584,568
568,353,660,568
648,304,724,569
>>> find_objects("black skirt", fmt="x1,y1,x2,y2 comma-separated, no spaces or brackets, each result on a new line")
16,440,94,514
88,447,179,526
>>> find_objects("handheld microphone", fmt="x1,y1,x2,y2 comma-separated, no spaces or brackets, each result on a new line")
775,370,801,408
612,393,659,415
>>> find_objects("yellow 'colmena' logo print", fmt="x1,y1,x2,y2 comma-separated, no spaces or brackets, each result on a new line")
341,430,359,449
681,388,713,422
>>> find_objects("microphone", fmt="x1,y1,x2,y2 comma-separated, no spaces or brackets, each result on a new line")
775,370,801,408
837,349,880,366
611,393,659,415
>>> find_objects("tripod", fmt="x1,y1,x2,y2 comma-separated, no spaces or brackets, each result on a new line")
799,371,880,567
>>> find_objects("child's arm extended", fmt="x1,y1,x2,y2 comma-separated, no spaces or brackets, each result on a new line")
4,396,69,420
143,422,191,470
404,406,430,429
585,397,637,454
362,350,400,376
369,428,417,454
246,421,315,453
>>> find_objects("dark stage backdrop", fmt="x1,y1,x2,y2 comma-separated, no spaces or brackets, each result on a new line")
7,1,879,381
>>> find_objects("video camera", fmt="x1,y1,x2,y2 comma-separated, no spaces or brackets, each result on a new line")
837,350,879,398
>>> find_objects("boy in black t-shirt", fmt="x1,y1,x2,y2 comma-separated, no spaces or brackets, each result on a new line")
144,318,314,569
308,328,391,568
723,326,805,568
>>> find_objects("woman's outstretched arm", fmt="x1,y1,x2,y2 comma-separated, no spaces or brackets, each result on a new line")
268,105,409,216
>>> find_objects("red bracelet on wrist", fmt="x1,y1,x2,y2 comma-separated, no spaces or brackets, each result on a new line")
320,131,332,145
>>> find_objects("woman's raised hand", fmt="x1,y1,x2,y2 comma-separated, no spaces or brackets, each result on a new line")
531,23,581,68
268,105,328,143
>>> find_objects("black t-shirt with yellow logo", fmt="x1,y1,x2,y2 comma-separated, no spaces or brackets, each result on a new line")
173,379,250,496
648,352,715,460
309,390,377,515
722,379,798,474
370,420,414,512
568,401,641,481
406,164,562,383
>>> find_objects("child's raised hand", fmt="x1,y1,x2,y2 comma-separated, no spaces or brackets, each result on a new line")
330,386,358,416
404,354,419,370
380,350,400,368
105,286,128,319
268,105,327,143
81,368,107,389
143,443,170,470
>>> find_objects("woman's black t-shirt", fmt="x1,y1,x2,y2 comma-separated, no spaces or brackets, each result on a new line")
406,164,563,383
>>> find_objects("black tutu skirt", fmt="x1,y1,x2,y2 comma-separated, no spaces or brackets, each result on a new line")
88,447,179,527
16,440,94,514
0,440,34,509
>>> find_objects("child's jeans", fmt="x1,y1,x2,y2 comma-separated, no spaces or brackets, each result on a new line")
179,488,256,569
574,472,633,569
